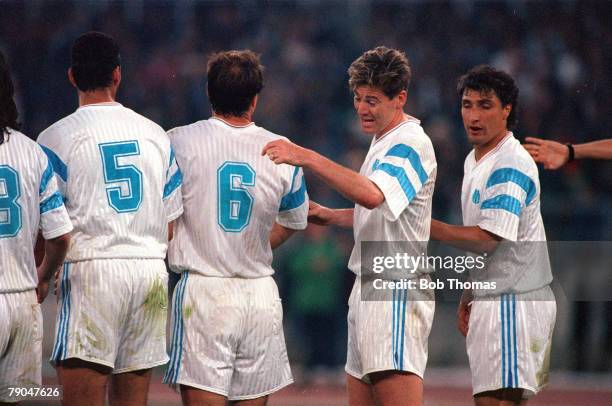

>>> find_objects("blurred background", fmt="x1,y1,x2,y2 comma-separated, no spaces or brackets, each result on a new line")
1,0,611,404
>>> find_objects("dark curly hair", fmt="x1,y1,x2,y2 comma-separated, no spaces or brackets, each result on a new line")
457,65,519,130
0,50,19,145
348,46,412,99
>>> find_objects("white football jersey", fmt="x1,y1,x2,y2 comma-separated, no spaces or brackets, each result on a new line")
0,129,73,292
168,117,308,278
348,118,437,276
37,102,183,262
461,133,552,295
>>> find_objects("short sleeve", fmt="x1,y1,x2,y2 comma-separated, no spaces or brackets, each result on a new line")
163,144,184,222
276,166,308,230
37,139,69,197
369,142,436,221
477,164,536,242
38,152,73,239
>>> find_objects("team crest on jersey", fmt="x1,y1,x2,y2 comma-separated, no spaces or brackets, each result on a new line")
472,189,480,204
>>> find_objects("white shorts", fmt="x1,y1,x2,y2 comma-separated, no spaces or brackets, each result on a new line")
0,290,42,402
346,276,435,382
467,286,556,396
163,273,292,400
51,259,169,373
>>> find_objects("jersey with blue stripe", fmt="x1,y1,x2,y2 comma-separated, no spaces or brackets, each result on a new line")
167,117,308,278
37,102,183,262
348,117,437,276
0,129,73,292
462,133,552,295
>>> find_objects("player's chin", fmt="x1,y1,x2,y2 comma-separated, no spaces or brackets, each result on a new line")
467,133,486,146
360,123,377,135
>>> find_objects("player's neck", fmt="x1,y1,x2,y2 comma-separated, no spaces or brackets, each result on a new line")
78,88,116,107
375,112,407,139
474,130,509,161
212,112,252,126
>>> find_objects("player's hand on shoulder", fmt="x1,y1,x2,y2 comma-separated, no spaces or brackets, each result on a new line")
307,201,333,226
524,137,569,170
262,139,309,166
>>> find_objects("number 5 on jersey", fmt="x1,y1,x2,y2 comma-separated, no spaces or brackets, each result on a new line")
217,162,255,232
99,140,143,213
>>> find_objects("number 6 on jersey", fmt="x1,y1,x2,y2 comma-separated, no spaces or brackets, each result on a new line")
217,162,256,232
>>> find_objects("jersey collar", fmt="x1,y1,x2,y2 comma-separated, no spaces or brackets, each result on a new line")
472,131,514,166
371,116,420,146
211,116,255,128
77,102,122,110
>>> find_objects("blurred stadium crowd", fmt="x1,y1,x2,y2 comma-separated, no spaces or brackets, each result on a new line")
1,0,611,376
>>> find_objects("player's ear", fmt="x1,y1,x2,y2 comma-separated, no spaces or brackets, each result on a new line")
67,68,77,89
112,66,121,87
250,94,258,112
502,104,512,121
396,90,407,109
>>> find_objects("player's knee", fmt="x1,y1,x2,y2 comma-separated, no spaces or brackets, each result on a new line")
369,369,420,385
474,388,527,404
57,358,112,375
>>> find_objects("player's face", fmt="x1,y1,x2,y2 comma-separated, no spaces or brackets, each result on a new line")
354,86,406,137
461,89,511,147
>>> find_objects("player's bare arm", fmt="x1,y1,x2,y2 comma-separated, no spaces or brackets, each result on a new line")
168,221,175,241
524,137,612,169
431,219,496,337
308,201,353,228
270,223,297,249
36,233,71,303
457,288,474,337
34,231,45,266
262,139,384,209
430,219,502,255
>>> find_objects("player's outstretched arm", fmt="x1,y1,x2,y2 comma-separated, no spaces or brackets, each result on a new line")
524,137,612,169
36,233,71,303
270,223,298,249
430,219,501,255
308,201,353,228
262,140,384,209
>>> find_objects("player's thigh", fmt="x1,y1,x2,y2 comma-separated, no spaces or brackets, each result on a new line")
51,261,130,368
360,285,434,377
109,367,153,405
57,358,111,406
474,388,528,405
0,291,42,402
370,370,423,406
346,374,376,406
181,384,227,406
166,274,241,396
345,277,363,378
230,395,269,406
467,292,555,396
114,260,168,373
467,297,508,395
229,277,292,400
